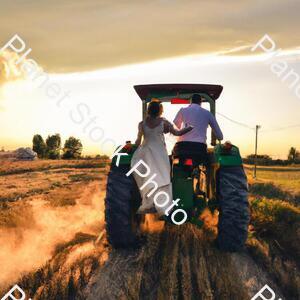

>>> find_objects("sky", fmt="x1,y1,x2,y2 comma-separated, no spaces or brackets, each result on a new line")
0,0,300,158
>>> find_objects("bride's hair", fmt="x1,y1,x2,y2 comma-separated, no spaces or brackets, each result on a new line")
147,100,163,117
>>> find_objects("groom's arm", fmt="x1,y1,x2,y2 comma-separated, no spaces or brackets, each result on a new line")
209,114,223,141
173,109,183,129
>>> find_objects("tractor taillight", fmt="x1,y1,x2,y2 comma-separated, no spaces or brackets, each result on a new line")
123,145,132,153
184,159,193,166
171,98,190,104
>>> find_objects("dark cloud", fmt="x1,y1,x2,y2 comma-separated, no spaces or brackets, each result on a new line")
0,0,299,73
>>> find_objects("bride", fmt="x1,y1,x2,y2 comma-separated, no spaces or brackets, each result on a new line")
131,100,193,215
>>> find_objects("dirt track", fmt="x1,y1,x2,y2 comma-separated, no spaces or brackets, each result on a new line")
85,223,284,300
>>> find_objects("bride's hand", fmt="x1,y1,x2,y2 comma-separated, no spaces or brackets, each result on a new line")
186,125,194,131
179,124,194,135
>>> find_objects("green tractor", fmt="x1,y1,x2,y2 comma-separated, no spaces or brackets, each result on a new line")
105,84,249,251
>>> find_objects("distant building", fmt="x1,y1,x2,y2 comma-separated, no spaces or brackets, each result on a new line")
15,147,37,160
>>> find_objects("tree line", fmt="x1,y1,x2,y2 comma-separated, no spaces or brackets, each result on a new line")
32,134,83,159
243,147,300,166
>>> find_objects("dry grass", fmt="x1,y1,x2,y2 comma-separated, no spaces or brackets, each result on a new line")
246,165,300,196
0,159,107,290
249,182,300,205
0,159,106,204
246,237,300,299
0,201,35,228
1,232,109,300
249,196,300,262
1,161,299,299
85,225,249,300
0,159,107,176
246,176,300,299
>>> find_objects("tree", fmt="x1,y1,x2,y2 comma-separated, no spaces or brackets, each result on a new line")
62,137,83,159
32,134,46,158
288,147,297,162
46,134,61,159
95,154,109,160
245,154,272,165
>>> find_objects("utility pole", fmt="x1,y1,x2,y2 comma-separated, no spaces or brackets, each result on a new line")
254,125,261,178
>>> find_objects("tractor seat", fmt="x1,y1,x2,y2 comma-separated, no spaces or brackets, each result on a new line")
172,141,208,167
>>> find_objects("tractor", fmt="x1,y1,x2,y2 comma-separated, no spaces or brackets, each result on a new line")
105,84,249,252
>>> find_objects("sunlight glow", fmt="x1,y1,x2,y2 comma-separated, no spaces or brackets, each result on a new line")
1,50,300,158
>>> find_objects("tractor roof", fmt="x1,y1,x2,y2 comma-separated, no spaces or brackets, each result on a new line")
134,84,223,103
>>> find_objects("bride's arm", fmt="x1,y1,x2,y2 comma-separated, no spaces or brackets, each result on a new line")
163,119,193,136
135,122,143,146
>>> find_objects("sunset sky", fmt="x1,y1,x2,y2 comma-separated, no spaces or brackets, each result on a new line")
1,0,300,158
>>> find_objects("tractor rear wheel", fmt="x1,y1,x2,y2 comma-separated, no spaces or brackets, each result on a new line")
216,166,250,252
105,165,142,248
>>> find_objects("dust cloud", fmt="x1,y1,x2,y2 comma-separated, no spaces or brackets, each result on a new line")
0,182,104,288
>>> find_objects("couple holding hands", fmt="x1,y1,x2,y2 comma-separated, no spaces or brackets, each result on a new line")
131,94,223,216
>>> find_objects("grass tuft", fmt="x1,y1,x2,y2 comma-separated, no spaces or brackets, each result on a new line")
249,182,300,205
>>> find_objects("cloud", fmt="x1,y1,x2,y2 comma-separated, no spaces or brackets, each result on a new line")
0,48,44,84
0,52,10,83
0,50,26,83
0,0,300,73
215,45,253,56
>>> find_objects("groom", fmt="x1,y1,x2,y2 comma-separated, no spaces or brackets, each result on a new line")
172,94,223,164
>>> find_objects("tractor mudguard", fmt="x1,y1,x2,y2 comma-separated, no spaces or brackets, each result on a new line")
216,166,250,252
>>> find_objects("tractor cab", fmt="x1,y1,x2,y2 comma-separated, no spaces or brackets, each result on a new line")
134,83,222,146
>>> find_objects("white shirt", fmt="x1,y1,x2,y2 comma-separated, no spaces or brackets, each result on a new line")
173,104,223,144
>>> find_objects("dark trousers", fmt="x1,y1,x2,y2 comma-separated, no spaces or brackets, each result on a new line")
172,141,208,167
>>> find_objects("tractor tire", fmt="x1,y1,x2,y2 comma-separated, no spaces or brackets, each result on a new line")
105,165,142,248
216,166,250,252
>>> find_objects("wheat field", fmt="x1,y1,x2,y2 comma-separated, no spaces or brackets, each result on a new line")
0,159,299,299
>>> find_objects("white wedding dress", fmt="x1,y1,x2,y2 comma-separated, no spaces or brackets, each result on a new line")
131,120,173,215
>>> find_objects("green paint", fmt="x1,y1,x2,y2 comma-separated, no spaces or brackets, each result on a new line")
214,144,243,166
172,166,194,210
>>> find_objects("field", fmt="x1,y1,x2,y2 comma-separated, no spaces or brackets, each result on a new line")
245,164,300,195
0,159,107,286
0,159,299,299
